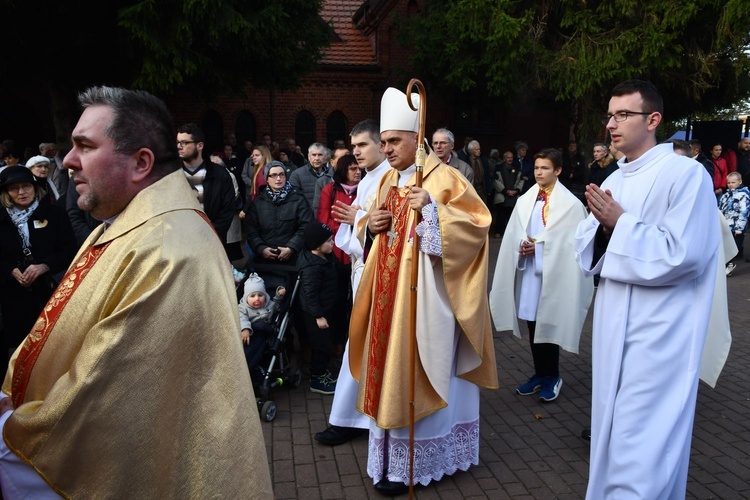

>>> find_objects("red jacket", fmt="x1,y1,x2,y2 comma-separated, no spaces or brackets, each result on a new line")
317,182,357,265
712,157,728,191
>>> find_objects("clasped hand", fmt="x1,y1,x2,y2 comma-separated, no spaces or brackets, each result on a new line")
367,186,431,234
585,184,624,233
12,264,48,287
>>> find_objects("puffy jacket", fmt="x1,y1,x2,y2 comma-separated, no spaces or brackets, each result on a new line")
247,187,313,255
297,249,342,318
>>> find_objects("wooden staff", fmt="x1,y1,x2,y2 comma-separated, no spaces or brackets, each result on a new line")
406,78,426,499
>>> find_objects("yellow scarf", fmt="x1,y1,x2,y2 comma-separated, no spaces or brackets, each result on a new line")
537,184,555,226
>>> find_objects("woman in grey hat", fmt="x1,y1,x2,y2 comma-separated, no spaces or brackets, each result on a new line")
0,166,76,360
246,161,313,285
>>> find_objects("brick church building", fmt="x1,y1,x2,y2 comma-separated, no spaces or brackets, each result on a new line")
168,0,568,157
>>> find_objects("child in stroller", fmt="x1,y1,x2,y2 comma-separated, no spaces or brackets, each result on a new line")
238,272,286,383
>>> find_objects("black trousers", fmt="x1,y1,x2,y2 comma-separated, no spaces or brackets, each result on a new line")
527,320,559,378
304,306,345,377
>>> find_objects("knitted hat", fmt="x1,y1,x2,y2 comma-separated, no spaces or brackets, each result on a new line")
242,273,270,306
263,161,286,181
304,222,333,250
380,87,420,133
25,155,51,169
0,166,39,190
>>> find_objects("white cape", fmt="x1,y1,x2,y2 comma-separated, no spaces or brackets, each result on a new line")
490,182,593,353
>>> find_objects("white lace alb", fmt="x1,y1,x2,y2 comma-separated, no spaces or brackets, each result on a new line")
414,201,442,257
367,419,479,486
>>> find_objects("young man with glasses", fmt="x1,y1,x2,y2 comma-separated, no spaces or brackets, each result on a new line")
177,123,237,256
576,80,728,498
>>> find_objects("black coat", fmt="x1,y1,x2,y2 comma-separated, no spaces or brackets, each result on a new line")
0,197,76,351
588,160,619,187
198,161,236,244
247,187,313,255
297,249,342,318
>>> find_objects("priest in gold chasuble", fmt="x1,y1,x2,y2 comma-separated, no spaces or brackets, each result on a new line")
0,87,272,499
348,88,498,492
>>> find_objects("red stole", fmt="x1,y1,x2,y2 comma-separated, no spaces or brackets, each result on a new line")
11,242,111,408
363,186,413,417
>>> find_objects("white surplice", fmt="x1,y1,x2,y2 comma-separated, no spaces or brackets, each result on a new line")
575,143,721,499
491,182,593,352
330,158,391,428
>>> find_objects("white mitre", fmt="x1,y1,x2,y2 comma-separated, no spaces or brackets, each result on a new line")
380,87,420,133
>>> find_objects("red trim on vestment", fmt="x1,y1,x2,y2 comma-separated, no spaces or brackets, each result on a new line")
11,243,111,408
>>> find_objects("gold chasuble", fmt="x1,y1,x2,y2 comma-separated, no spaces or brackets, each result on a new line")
349,152,498,430
2,170,273,499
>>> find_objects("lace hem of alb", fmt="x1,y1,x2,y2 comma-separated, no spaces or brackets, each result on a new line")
413,201,442,257
367,419,479,486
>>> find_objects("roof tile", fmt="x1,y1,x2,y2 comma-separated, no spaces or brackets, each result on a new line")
320,1,377,66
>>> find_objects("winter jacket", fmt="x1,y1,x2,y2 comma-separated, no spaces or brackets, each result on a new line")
247,186,313,255
719,186,750,233
197,161,236,243
289,163,332,210
0,197,76,349
238,287,285,331
297,249,342,318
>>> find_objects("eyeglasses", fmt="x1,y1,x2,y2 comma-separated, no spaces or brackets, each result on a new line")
31,164,50,169
602,111,653,125
7,183,34,194
176,140,197,148
267,172,286,179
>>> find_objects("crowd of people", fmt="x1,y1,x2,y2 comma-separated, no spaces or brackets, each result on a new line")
0,78,744,498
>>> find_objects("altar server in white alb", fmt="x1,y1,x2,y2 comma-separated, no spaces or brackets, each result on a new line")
314,119,389,446
490,148,593,403
576,79,725,499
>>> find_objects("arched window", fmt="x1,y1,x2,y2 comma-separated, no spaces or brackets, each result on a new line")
295,110,316,153
326,111,348,149
200,109,223,156
235,110,257,146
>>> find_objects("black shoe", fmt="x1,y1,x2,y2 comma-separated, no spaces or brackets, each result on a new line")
581,428,591,441
314,425,366,446
374,478,409,496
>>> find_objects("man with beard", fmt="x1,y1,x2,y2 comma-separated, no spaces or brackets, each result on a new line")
0,86,272,498
177,123,236,254
724,136,750,187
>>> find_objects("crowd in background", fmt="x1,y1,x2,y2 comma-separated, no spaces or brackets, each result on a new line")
0,130,748,383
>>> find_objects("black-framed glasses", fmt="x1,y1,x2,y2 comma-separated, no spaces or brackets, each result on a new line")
602,111,653,125
176,140,196,148
267,172,286,179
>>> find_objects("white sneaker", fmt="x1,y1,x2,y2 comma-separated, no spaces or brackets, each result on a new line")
726,263,736,276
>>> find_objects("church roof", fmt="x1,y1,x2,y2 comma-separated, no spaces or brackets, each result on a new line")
319,0,377,66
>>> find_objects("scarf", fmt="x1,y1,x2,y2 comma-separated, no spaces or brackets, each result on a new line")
266,182,293,205
339,183,357,195
536,184,555,227
8,199,40,248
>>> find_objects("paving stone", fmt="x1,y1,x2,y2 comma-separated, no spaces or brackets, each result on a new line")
263,240,750,499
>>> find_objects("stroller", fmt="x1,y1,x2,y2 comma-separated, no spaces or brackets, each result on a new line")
236,262,303,422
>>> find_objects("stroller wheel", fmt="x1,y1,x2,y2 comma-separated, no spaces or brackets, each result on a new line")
261,400,277,422
291,368,303,388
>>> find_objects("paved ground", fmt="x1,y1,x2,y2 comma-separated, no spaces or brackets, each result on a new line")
259,239,750,499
